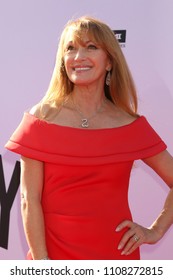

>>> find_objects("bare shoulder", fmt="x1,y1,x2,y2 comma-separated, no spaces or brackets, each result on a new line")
29,103,51,119
118,110,139,126
29,104,41,117
106,101,139,128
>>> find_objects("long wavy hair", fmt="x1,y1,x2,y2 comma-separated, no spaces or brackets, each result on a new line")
41,16,138,117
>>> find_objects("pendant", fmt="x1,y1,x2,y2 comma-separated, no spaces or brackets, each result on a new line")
81,119,89,128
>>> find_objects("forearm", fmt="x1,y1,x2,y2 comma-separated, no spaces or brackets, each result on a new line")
149,187,173,237
21,199,48,260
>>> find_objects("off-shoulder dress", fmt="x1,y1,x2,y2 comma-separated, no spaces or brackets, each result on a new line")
5,113,167,259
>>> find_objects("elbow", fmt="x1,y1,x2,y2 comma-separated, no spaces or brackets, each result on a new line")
20,194,28,214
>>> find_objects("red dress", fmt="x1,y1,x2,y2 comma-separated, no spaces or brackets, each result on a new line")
5,113,166,260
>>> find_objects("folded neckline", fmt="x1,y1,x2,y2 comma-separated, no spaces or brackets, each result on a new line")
25,111,144,132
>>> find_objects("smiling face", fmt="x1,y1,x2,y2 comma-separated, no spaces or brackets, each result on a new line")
63,30,112,87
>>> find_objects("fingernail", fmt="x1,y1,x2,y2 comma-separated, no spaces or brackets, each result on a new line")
121,251,125,255
118,244,122,250
115,226,120,232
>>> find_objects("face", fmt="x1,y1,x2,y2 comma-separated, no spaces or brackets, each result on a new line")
63,32,111,87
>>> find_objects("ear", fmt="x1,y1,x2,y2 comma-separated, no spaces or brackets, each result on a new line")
106,60,112,71
106,66,112,71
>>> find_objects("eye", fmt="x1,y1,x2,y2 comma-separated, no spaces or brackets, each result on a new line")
87,44,98,50
66,44,75,51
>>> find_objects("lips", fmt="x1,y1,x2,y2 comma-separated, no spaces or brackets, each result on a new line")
73,67,91,72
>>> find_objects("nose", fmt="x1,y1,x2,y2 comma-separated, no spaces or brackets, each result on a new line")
74,47,86,60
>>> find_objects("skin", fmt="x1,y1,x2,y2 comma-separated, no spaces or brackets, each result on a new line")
64,36,111,86
20,34,173,259
116,150,173,256
20,157,47,260
63,34,112,118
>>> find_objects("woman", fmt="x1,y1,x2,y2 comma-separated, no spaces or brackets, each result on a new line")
5,16,173,260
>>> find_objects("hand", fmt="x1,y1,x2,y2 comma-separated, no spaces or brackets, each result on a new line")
115,220,162,256
40,256,50,260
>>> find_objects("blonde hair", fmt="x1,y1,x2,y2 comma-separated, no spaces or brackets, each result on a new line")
41,16,138,116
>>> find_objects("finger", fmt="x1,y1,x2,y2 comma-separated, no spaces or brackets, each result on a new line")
121,227,149,255
115,220,134,232
118,229,135,250
121,234,141,255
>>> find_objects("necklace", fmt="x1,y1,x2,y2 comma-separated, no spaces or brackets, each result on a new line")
72,97,106,128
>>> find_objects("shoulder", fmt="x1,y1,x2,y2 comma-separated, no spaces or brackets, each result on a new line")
29,103,42,117
103,100,139,128
29,103,51,120
29,102,63,123
118,111,139,126
110,104,139,127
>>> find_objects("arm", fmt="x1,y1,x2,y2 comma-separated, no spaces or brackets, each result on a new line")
116,150,173,255
143,150,173,236
20,156,48,260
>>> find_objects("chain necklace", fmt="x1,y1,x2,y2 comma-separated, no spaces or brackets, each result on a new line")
72,97,106,128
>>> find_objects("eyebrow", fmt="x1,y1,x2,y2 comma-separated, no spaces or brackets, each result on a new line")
66,40,96,45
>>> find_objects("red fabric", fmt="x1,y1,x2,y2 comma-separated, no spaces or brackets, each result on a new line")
5,113,167,260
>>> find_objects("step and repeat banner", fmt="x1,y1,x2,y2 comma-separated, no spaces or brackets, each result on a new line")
0,0,173,260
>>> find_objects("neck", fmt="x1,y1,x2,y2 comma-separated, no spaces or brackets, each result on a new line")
71,86,106,116
69,87,106,129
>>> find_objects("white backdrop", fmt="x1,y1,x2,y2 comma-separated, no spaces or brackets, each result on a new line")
0,0,173,259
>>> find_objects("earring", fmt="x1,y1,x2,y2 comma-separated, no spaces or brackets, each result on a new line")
106,71,111,86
